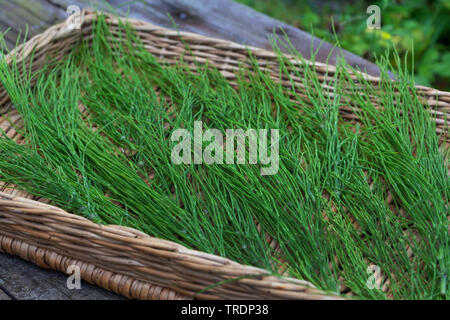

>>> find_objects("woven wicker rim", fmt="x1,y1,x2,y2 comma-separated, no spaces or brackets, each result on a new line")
0,9,448,300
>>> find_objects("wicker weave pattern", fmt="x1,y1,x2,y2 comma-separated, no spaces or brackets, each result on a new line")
0,191,334,299
0,10,448,300
0,234,188,300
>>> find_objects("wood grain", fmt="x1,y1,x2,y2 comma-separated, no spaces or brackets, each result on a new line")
0,287,12,300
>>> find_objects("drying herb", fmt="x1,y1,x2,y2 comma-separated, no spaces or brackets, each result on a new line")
0,14,448,299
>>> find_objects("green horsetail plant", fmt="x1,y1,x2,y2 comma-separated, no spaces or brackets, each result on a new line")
0,13,448,299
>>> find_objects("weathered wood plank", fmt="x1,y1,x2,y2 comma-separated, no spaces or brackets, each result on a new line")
0,253,124,300
0,0,64,50
0,287,12,300
0,0,382,76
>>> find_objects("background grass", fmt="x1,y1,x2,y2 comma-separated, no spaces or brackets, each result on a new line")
237,0,450,90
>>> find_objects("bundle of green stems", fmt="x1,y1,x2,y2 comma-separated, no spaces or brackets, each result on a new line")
0,15,447,299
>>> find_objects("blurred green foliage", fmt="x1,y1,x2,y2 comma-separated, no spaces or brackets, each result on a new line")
236,0,450,90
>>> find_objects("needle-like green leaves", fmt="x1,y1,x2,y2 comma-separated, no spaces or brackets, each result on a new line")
0,14,448,299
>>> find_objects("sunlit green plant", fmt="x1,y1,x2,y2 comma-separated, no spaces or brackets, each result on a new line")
0,13,448,299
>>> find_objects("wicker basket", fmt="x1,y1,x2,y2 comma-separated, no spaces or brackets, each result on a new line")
0,10,448,300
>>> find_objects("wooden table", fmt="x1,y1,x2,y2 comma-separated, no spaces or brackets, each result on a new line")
0,0,381,300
